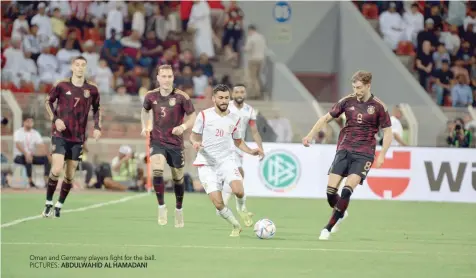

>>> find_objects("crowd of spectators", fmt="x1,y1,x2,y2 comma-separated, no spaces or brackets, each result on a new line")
0,1,251,101
358,1,476,107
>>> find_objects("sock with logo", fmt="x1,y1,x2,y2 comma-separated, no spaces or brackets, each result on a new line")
173,178,185,209
57,178,73,205
326,186,340,208
325,185,353,231
153,170,165,205
46,173,59,202
218,207,240,227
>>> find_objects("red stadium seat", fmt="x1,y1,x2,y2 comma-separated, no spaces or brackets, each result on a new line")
362,3,379,19
396,41,415,56
85,28,101,42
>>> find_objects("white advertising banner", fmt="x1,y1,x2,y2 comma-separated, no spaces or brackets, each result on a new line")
242,143,476,203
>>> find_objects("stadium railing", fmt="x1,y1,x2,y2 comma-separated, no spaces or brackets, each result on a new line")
399,103,418,146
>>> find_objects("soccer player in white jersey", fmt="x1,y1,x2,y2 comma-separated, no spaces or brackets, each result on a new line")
224,84,264,216
190,84,264,237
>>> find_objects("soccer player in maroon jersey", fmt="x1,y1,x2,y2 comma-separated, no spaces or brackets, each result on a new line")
43,56,102,218
141,64,196,227
302,71,393,240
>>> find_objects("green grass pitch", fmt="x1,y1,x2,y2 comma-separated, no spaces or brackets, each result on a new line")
1,191,475,278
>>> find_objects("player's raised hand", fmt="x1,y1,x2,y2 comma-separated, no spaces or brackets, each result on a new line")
93,129,101,141
55,119,66,132
374,153,385,168
192,142,202,152
141,128,151,137
172,125,185,136
302,136,312,147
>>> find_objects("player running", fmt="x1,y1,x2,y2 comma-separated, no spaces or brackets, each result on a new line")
190,84,264,236
43,56,102,218
302,71,393,240
223,84,264,216
141,64,196,228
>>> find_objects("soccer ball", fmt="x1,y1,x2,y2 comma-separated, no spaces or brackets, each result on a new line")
254,219,276,239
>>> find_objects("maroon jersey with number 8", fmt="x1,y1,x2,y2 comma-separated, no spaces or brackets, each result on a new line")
329,94,391,156
143,88,195,148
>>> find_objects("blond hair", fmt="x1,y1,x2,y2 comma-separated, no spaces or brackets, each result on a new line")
351,70,372,85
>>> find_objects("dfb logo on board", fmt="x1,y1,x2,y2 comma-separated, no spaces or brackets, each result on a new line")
260,150,300,192
273,1,291,23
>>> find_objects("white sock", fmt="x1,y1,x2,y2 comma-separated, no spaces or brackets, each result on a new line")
45,200,53,206
54,201,62,208
235,195,246,212
218,207,240,227
158,204,166,209
222,191,232,206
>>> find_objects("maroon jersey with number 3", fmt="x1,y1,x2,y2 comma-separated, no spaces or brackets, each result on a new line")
143,88,195,148
46,79,101,143
329,94,391,156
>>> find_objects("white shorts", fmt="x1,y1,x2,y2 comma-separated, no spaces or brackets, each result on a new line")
197,160,242,194
234,150,243,168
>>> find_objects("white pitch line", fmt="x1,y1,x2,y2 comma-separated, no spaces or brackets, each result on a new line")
1,194,147,228
1,242,472,256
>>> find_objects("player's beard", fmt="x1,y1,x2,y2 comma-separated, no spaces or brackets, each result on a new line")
234,97,245,105
217,103,228,112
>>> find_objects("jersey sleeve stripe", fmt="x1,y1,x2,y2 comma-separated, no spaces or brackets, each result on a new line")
232,118,241,133
45,98,55,120
201,110,205,131
373,97,388,111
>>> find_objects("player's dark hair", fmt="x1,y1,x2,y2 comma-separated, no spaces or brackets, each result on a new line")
248,25,257,31
157,64,173,74
213,84,231,95
71,56,87,64
22,114,33,122
233,83,246,89
351,70,372,85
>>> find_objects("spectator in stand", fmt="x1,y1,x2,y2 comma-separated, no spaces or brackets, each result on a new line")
179,49,196,71
451,74,473,107
223,0,244,63
132,3,146,38
63,29,83,52
23,24,42,62
425,4,443,31
452,58,470,85
416,40,433,89
440,24,461,56
175,65,194,91
82,40,100,77
188,0,215,59
432,59,453,106
88,0,108,27
244,24,266,99
51,8,67,41
447,1,467,28
208,0,225,34
21,52,39,91
13,115,50,188
37,46,60,85
379,2,405,51
456,40,472,72
403,3,424,46
433,43,451,69
95,59,114,94
464,9,476,33
447,118,473,148
198,53,214,78
463,24,476,52
141,31,163,70
102,29,124,71
49,0,72,18
123,66,143,94
153,5,179,41
11,10,29,40
111,85,132,104
158,48,180,73
121,30,152,71
180,0,194,32
56,39,81,78
32,2,59,48
193,67,208,98
417,18,439,49
3,38,27,87
106,3,124,39
68,1,94,33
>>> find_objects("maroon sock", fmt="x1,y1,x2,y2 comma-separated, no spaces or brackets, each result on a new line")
325,186,353,231
58,180,73,204
46,174,59,202
174,182,184,209
326,186,340,208
153,173,165,205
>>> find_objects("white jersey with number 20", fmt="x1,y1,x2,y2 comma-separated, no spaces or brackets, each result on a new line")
192,107,242,166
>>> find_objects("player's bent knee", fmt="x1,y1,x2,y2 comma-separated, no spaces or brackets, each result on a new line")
346,174,361,188
230,181,244,198
152,169,164,177
171,167,184,183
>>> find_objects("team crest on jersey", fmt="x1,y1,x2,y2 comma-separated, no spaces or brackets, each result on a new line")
367,105,375,115
169,98,176,107
83,90,90,98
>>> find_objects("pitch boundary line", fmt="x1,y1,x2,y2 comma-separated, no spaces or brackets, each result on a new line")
1,242,472,256
1,193,148,228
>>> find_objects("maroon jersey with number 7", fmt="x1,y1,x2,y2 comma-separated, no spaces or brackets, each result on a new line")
45,79,101,143
329,94,391,156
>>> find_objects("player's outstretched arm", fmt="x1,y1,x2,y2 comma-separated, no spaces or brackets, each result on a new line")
375,127,393,168
249,122,264,152
234,139,264,158
302,113,334,146
172,112,197,136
